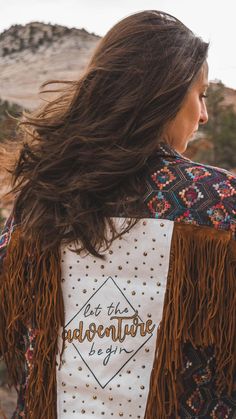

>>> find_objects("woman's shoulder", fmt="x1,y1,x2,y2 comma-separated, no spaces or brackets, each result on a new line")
144,143,236,238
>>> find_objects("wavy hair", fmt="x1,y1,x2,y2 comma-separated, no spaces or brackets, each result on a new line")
12,10,209,256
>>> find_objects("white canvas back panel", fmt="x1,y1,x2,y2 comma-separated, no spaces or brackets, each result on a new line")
57,218,174,419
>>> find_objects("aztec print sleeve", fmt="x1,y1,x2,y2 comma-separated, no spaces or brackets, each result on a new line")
145,152,236,239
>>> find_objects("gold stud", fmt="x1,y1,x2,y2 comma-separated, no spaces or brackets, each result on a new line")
157,282,161,286
93,396,97,400
160,223,164,227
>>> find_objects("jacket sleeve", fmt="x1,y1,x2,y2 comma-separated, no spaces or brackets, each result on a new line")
0,214,15,358
0,214,15,268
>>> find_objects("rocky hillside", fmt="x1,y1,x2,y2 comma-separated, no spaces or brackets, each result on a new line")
0,22,100,109
0,22,98,57
1,22,236,111
222,86,236,112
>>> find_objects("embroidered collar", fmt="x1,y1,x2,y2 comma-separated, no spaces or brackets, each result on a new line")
156,141,191,162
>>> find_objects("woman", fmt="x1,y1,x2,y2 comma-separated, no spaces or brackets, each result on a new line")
0,10,235,419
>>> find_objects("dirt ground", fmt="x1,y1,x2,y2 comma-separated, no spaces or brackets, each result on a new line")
0,387,17,419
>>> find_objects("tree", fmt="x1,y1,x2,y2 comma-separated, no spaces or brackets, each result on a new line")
200,82,236,169
213,106,236,169
0,99,23,143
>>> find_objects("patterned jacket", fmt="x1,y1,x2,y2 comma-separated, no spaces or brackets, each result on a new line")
0,142,235,418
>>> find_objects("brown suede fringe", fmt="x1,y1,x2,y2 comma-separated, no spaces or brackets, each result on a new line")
145,223,236,418
0,223,235,418
0,228,64,418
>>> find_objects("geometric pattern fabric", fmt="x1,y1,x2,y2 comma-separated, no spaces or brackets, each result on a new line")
145,142,236,239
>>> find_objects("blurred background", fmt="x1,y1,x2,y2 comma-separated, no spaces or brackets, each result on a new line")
0,0,236,416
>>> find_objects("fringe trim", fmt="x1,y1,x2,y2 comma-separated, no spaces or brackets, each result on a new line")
145,223,236,419
0,228,64,418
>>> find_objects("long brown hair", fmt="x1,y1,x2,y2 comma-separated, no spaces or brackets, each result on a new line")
11,10,209,256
